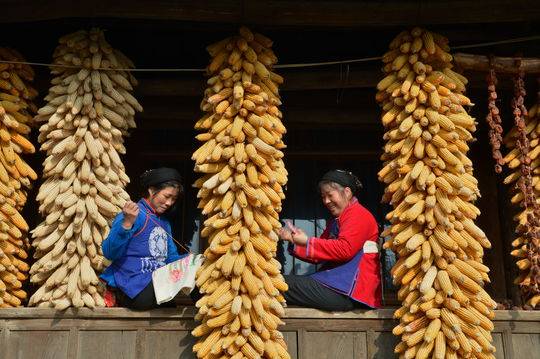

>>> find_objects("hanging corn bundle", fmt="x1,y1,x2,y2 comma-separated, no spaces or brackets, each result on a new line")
502,72,540,308
28,28,143,309
0,48,38,307
191,26,290,359
377,27,497,358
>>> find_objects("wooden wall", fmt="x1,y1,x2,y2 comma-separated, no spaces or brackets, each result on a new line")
1,308,539,359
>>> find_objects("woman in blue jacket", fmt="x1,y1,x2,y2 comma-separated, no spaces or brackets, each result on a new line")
101,167,187,310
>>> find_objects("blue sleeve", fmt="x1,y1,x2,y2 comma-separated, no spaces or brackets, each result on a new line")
102,212,143,261
164,220,185,263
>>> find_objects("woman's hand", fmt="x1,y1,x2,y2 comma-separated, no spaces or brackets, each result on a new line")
122,201,139,229
279,227,308,246
291,228,308,246
278,228,294,243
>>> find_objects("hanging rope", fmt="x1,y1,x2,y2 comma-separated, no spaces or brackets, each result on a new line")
1,34,539,72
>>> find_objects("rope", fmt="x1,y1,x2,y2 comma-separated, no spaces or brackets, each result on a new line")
141,208,193,254
1,34,539,72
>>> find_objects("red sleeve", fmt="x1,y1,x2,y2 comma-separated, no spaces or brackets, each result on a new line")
304,207,377,262
291,220,332,263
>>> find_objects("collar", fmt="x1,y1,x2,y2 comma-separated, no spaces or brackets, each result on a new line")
140,198,158,216
336,197,359,221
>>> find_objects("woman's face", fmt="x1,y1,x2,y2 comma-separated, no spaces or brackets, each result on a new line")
148,186,180,214
320,183,352,217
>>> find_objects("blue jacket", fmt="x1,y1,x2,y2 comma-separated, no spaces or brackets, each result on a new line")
100,199,185,298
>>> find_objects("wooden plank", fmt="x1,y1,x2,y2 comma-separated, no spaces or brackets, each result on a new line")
0,307,197,319
454,53,540,74
495,320,540,334
135,329,145,359
135,67,382,97
78,331,137,359
67,327,79,359
143,331,196,359
243,0,540,27
369,331,399,359
138,151,383,163
0,310,539,358
1,320,9,359
492,332,505,359
0,0,242,23
305,331,354,358
492,310,540,322
2,0,539,26
353,332,368,359
282,331,299,359
284,308,398,320
134,68,511,100
1,308,540,322
282,319,395,332
297,329,307,359
136,105,382,129
511,333,540,358
7,330,70,359
4,318,191,331
366,330,375,359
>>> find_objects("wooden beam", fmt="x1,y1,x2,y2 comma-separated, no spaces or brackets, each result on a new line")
135,104,382,129
1,0,539,26
135,67,382,97
1,307,538,322
454,52,540,74
134,64,512,98
0,1,242,24
137,151,382,161
243,1,540,27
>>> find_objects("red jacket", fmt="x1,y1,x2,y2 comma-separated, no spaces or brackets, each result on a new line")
291,199,382,308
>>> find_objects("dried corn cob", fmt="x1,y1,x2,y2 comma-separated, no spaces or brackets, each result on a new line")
502,77,540,308
192,26,290,359
378,27,496,358
28,28,142,309
0,48,38,308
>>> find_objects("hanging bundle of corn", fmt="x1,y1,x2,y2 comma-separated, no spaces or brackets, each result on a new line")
191,26,290,359
28,28,143,309
502,73,540,308
0,48,38,307
377,27,497,358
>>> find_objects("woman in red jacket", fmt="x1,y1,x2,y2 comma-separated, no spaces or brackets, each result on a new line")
279,170,382,311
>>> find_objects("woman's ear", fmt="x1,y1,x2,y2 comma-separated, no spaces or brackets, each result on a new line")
344,187,353,200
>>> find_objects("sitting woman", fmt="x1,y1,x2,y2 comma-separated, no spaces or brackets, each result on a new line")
279,169,382,311
101,167,188,310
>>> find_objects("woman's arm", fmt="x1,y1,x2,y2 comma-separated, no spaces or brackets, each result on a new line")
295,212,377,262
101,212,143,261
289,222,331,264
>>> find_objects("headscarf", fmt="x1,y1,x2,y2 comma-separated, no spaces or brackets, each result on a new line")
320,169,363,195
140,167,182,189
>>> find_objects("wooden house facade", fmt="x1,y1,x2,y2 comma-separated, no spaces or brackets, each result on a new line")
0,1,539,358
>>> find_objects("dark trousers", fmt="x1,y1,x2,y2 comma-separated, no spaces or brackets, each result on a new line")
116,282,175,310
283,275,368,311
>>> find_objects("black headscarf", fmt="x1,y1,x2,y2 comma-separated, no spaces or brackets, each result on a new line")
320,169,363,195
140,167,182,189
